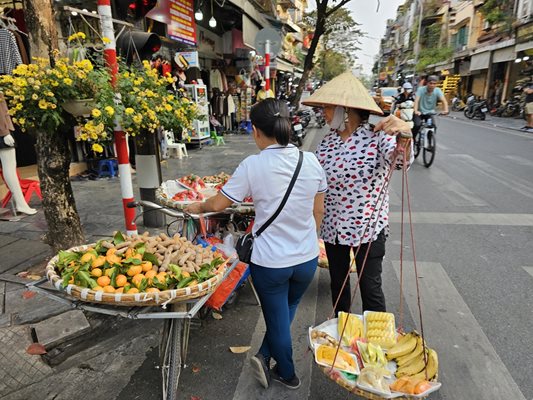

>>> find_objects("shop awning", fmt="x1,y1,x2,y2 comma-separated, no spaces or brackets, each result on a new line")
228,0,270,28
274,58,294,73
470,51,490,71
243,15,260,50
493,46,516,63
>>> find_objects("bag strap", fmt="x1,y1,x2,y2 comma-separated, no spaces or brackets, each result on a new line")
255,150,303,238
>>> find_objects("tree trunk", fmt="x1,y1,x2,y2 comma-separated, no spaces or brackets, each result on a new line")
291,15,326,110
35,128,85,252
21,0,59,63
22,0,85,251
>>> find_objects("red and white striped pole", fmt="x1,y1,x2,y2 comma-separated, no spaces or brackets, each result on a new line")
97,0,138,235
264,39,270,91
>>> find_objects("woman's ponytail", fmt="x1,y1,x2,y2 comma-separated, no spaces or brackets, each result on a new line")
250,98,291,146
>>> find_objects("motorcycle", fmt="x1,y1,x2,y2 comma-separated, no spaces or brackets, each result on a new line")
313,107,326,128
464,96,488,120
295,109,312,129
501,94,523,118
291,114,304,147
451,96,466,111
395,99,415,129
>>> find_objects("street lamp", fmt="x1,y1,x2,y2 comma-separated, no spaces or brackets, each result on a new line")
209,0,216,27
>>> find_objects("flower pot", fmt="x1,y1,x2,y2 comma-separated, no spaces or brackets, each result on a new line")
62,99,95,117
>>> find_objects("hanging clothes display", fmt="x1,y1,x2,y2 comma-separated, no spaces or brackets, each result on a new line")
10,30,29,64
210,69,223,91
0,28,23,75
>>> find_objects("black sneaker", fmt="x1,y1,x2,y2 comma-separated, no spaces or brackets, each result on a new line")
270,367,301,390
250,353,270,389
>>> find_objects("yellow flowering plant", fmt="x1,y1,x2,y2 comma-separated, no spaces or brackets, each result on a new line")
115,60,202,136
0,55,115,142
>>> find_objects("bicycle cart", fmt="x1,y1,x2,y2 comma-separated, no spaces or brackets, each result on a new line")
28,201,242,400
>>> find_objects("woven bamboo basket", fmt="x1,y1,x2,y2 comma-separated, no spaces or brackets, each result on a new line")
319,366,438,399
156,185,255,215
46,244,230,307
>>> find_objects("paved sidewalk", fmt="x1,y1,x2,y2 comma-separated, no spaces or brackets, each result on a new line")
449,110,527,132
0,133,258,399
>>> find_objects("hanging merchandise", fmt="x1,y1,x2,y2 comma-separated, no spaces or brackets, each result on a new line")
0,27,23,75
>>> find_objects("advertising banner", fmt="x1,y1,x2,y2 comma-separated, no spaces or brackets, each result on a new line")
146,0,197,45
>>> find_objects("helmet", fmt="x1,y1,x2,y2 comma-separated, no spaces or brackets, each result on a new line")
402,82,413,90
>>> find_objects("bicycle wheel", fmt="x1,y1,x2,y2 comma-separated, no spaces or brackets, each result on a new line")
422,131,436,168
160,305,183,400
414,136,421,159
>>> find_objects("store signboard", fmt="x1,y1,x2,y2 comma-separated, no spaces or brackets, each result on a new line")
167,0,196,45
177,51,199,68
146,0,197,45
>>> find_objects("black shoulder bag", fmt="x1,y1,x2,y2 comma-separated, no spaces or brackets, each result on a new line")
235,150,303,264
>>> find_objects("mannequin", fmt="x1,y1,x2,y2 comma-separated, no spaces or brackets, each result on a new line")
0,92,37,215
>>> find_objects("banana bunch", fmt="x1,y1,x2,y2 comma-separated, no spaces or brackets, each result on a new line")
386,331,438,380
365,311,396,348
338,312,364,346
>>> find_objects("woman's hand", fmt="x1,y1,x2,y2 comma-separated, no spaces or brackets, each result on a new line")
184,202,204,214
374,115,412,136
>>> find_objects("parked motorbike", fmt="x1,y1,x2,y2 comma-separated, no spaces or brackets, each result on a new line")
464,96,488,120
313,107,326,128
451,96,466,111
501,94,523,118
295,109,312,129
291,114,304,147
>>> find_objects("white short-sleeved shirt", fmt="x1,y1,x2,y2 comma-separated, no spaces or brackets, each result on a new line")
221,144,327,268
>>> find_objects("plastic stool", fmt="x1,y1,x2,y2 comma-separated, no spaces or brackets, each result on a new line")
96,159,118,178
176,143,188,159
0,169,42,208
210,131,226,146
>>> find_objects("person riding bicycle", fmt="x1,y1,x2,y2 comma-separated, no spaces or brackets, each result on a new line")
413,75,449,141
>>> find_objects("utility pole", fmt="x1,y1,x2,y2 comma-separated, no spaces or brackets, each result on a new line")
97,0,138,236
414,0,424,73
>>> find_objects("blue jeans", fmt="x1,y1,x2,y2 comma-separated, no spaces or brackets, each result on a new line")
250,257,318,380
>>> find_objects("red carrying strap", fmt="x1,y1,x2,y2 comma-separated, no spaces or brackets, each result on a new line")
328,138,430,377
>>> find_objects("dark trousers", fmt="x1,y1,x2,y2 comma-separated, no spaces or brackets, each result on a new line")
412,114,436,141
324,231,386,315
250,257,318,380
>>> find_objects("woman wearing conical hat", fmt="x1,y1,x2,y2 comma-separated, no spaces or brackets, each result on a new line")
302,72,413,315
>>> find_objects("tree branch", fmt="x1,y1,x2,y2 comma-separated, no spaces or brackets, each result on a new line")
325,0,351,17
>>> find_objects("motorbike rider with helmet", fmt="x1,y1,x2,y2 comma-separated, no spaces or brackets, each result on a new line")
392,82,416,128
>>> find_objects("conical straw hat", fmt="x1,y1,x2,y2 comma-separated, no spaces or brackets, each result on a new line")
301,71,383,115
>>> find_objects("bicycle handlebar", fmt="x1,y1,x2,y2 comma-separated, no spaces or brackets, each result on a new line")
127,200,228,219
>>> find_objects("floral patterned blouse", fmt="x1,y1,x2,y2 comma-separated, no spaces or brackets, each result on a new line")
315,124,412,247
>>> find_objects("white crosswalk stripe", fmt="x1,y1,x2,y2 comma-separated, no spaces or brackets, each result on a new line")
391,261,525,400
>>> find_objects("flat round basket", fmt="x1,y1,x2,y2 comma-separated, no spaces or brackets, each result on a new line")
46,244,229,307
156,183,255,215
320,366,415,399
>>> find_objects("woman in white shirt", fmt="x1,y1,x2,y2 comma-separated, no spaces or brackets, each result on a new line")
302,72,413,316
185,98,327,390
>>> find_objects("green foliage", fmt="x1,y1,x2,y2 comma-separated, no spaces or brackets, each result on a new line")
479,0,514,31
416,46,453,72
479,0,510,25
319,50,349,81
303,6,363,67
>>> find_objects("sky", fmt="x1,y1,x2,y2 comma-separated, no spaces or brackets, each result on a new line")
307,0,406,75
